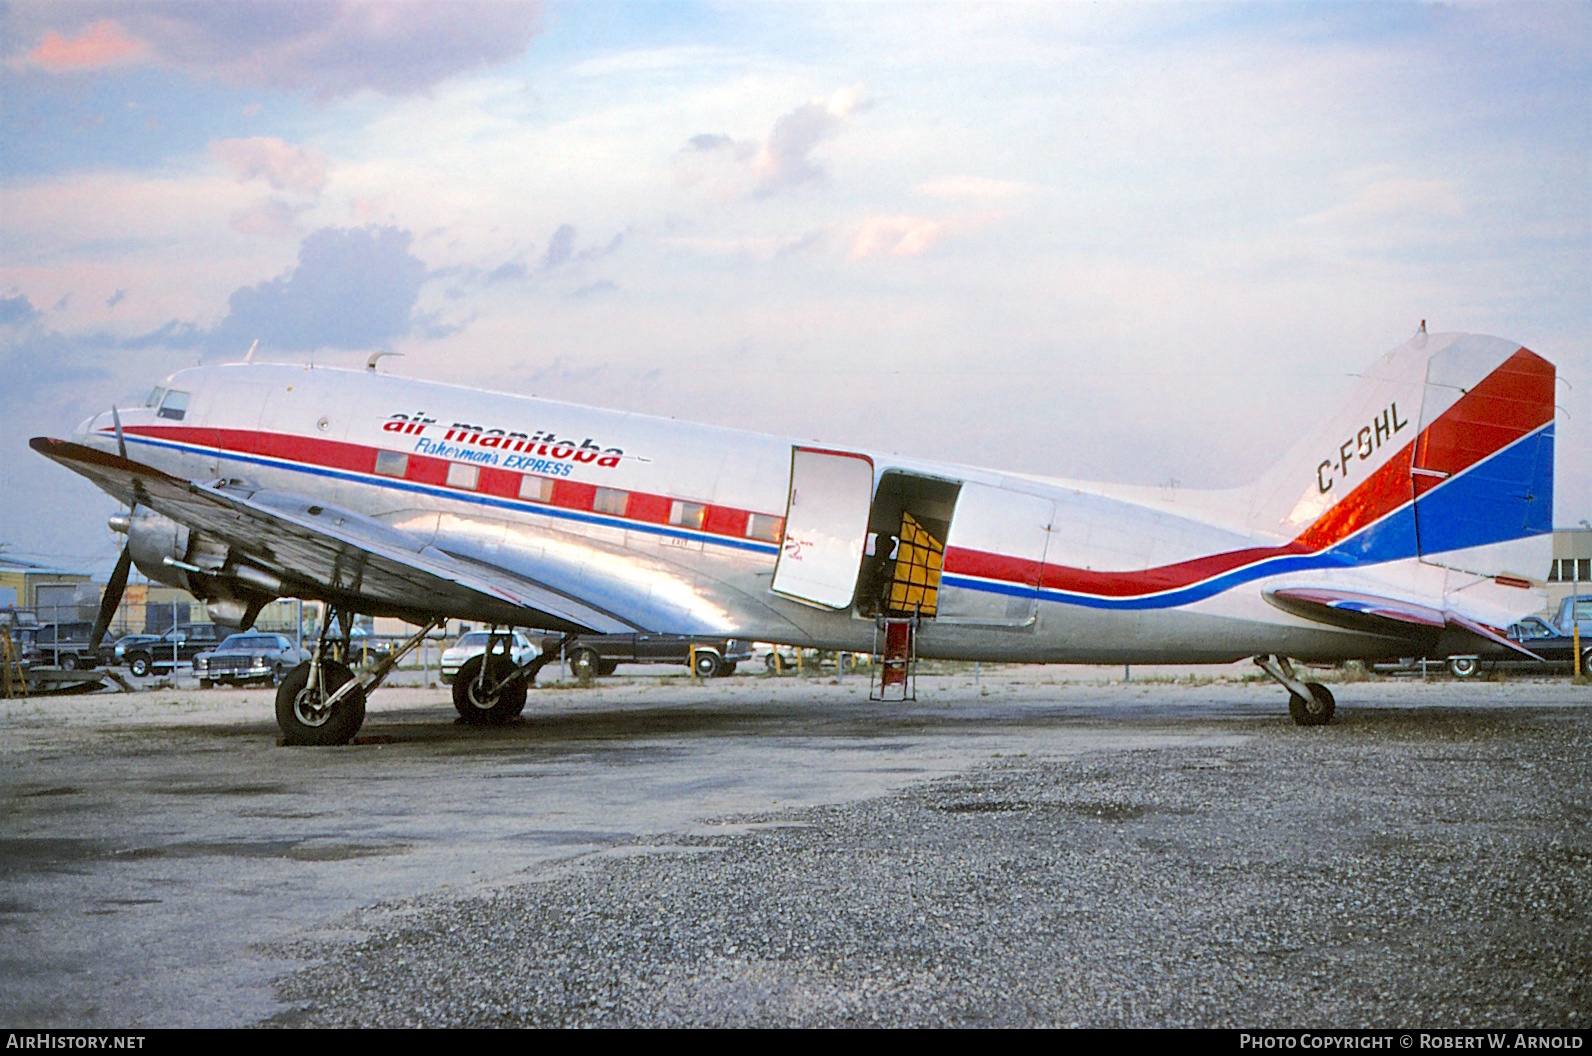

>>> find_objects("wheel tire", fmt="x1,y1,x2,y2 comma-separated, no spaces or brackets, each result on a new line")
765,652,780,673
452,654,528,725
597,659,619,677
1288,682,1336,726
1449,657,1480,679
571,648,601,682
199,678,213,689
129,655,150,678
692,651,721,679
59,655,79,671
275,660,365,746
1581,648,1592,679
839,653,856,674
720,661,738,676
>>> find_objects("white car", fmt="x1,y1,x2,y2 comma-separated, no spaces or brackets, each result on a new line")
439,630,540,684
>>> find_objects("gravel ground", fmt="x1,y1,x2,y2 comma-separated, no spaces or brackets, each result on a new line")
267,705,1590,1028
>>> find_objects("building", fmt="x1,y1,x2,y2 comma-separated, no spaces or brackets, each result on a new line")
1547,527,1592,616
0,556,94,614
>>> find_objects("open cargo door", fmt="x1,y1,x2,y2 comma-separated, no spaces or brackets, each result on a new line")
770,447,875,609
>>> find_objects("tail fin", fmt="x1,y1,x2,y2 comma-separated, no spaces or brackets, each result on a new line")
1248,332,1555,581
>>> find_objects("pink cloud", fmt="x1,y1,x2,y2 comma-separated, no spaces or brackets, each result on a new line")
849,215,951,260
28,20,144,71
230,198,313,238
212,137,328,197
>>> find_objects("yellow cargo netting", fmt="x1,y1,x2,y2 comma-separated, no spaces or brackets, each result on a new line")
887,511,944,617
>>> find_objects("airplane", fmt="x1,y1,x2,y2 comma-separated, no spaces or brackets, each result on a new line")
31,328,1556,745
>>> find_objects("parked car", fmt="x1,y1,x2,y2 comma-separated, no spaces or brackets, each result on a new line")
194,633,310,687
546,634,753,679
112,633,162,667
122,622,222,677
440,630,540,685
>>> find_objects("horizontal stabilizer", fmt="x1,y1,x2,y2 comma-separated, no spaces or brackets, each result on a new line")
1265,586,1541,660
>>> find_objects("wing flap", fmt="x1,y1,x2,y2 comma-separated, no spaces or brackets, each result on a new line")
31,436,634,634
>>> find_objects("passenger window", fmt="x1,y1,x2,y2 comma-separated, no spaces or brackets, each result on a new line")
746,513,784,543
519,475,554,503
593,488,629,516
158,390,190,421
669,501,706,530
374,451,408,478
446,463,479,490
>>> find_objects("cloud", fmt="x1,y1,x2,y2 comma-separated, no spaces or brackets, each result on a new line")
849,215,951,260
542,224,576,269
105,289,127,309
212,137,328,196
127,225,429,353
229,197,314,238
753,85,869,196
11,2,544,100
0,294,42,327
916,176,1039,199
681,86,869,199
26,19,143,70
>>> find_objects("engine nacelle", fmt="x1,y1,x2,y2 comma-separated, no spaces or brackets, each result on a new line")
125,507,193,589
116,508,283,631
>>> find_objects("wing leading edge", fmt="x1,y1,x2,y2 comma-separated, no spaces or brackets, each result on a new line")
30,436,634,634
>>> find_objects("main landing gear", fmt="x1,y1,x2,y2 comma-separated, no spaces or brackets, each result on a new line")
1254,654,1336,726
450,627,558,727
275,608,441,746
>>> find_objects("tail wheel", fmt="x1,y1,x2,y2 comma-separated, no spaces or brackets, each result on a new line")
1288,682,1336,726
452,654,527,725
275,660,365,746
1448,657,1480,679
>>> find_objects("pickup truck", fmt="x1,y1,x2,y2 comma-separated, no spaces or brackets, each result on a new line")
545,634,753,679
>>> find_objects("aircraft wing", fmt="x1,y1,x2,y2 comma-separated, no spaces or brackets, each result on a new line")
1264,586,1541,660
30,437,634,634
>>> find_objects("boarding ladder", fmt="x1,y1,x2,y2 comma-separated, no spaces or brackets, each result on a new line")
870,613,918,702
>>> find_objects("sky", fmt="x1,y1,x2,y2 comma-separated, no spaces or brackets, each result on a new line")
1,0,1587,576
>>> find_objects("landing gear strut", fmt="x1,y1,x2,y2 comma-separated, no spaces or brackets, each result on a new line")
450,627,557,726
1254,654,1335,726
275,609,442,746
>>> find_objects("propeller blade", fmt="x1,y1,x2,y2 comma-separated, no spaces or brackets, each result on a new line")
111,404,127,459
90,545,134,653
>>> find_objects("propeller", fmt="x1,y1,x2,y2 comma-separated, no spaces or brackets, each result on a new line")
90,406,135,654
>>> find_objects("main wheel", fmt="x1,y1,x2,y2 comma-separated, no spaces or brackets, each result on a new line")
129,655,150,677
1288,682,1336,726
1449,657,1480,679
571,647,601,682
452,654,528,725
692,650,721,679
597,659,619,677
275,660,365,746
765,652,780,673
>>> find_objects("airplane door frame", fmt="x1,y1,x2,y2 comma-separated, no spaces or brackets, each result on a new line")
770,447,876,610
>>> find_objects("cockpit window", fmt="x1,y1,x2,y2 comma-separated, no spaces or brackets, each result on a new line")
145,387,166,408
158,390,190,421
